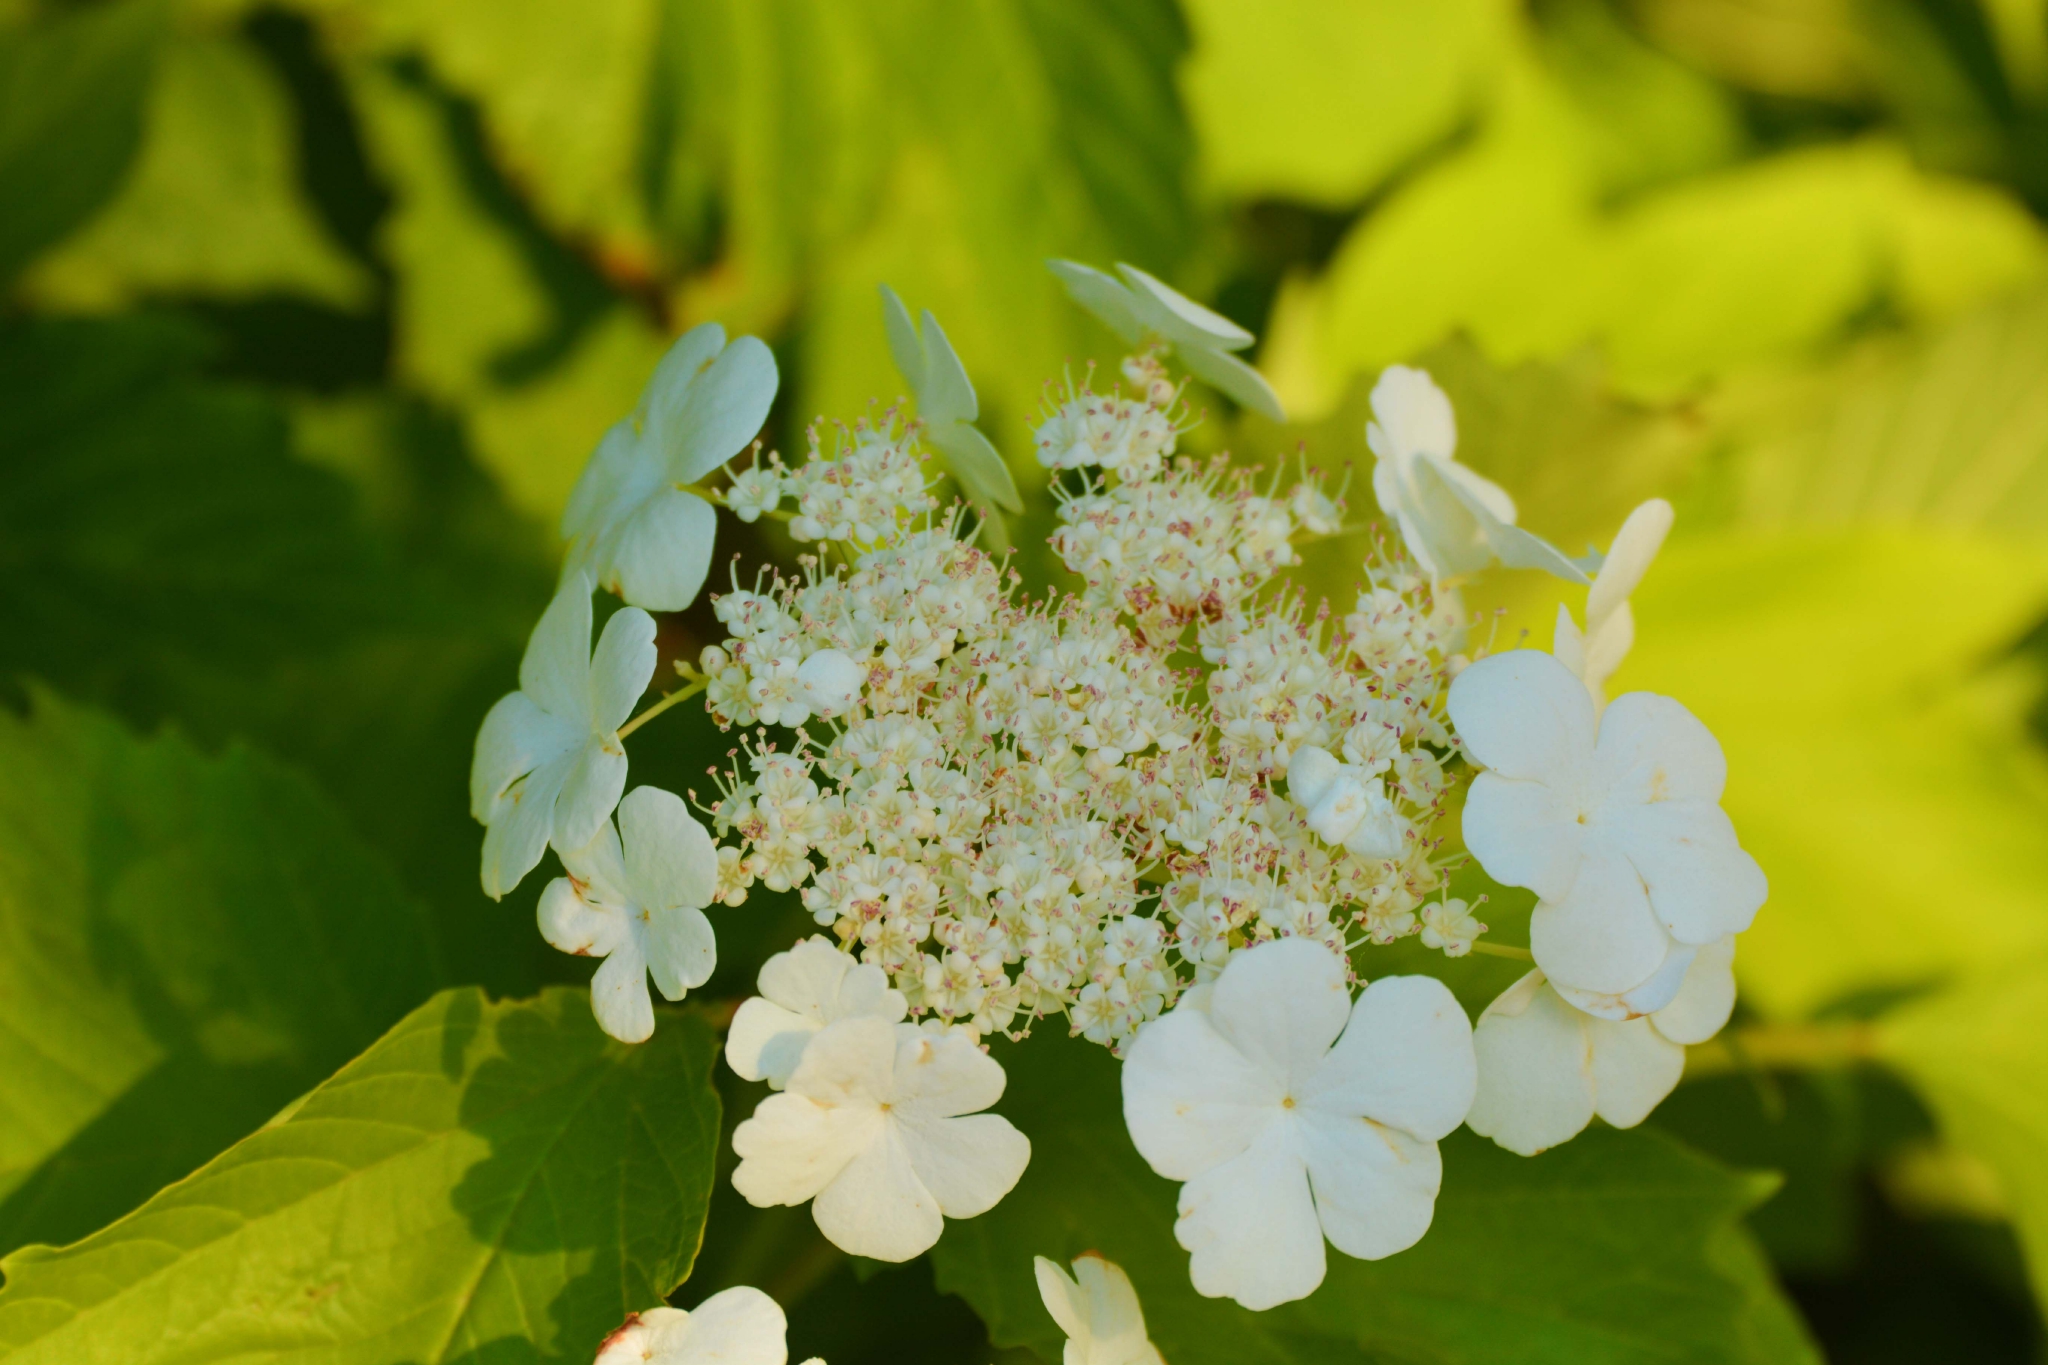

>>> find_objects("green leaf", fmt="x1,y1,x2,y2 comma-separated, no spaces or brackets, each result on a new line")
20,31,371,312
0,691,442,1258
0,312,405,709
1877,959,2048,1311
0,986,723,1364
0,0,161,283
932,1028,1815,1365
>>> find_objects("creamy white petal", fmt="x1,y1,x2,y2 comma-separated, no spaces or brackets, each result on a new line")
731,1089,878,1207
1205,937,1352,1086
619,785,719,910
559,810,630,904
784,1015,899,1107
1367,366,1457,462
1176,342,1285,422
1035,1256,1091,1343
1465,973,1598,1156
643,1286,789,1365
759,937,860,1020
1607,800,1768,945
588,606,659,729
562,417,648,546
891,1023,1007,1120
643,905,716,1001
1388,459,1494,579
1286,745,1343,810
1586,499,1673,628
1299,1109,1443,1261
1447,649,1598,790
591,942,655,1043
1429,453,1518,527
519,574,594,722
900,1111,1030,1218
911,307,977,423
552,735,630,854
812,1122,944,1261
604,485,719,613
536,876,625,959
1122,1006,1278,1180
1529,841,1673,995
1551,940,1697,1021
1175,1121,1325,1310
1651,933,1738,1045
1461,773,1585,902
478,751,569,899
1594,691,1728,807
1117,262,1255,351
725,998,818,1087
470,691,575,822
640,322,729,436
1587,1016,1685,1128
1308,974,1475,1143
1048,258,1146,343
663,334,778,485
1303,772,1370,844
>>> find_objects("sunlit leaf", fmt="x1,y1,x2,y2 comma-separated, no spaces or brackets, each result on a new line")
0,986,722,1365
0,692,441,1258
22,32,371,312
933,1028,1815,1365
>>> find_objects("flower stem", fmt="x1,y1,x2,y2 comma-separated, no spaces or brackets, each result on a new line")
1469,941,1534,961
618,678,708,740
1683,1020,1876,1078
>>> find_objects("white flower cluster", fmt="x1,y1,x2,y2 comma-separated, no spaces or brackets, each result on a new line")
474,263,1772,1331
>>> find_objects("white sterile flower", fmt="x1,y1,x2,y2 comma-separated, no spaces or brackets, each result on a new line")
1366,367,1585,585
1448,649,1766,1005
1035,1254,1165,1365
880,285,1022,515
725,465,785,523
1047,258,1285,420
562,322,778,611
796,648,865,718
471,575,657,899
1121,937,1476,1310
1554,497,1674,712
1420,898,1485,957
540,786,719,1044
727,936,910,1088
594,1285,802,1365
1286,745,1412,860
1466,936,1735,1155
731,1015,1031,1261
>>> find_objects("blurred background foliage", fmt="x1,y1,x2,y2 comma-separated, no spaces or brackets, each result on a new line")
5,0,2048,1360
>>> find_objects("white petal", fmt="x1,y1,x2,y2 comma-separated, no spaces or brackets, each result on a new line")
1595,691,1728,806
890,1024,1007,1120
1307,975,1475,1143
1464,974,1598,1156
1116,262,1255,351
537,876,626,958
1122,1007,1278,1180
640,322,728,429
785,1015,899,1106
1551,940,1697,1021
731,1089,878,1207
760,937,858,1017
912,307,978,424
552,736,629,854
1429,452,1518,526
655,1286,790,1365
478,750,571,899
1384,458,1492,579
1048,258,1145,343
1529,840,1673,995
1651,933,1738,1045
834,961,909,1022
1299,1110,1442,1261
1176,343,1285,422
879,285,927,395
1340,799,1412,861
1447,649,1598,789
928,419,1023,514
1070,1255,1152,1351
591,943,655,1043
1461,773,1585,902
643,905,716,1001
659,333,779,485
1175,1122,1325,1310
1586,498,1674,630
1606,800,1768,945
726,998,819,1087
589,606,659,730
558,810,630,902
1033,1256,1091,1343
1552,602,1588,683
1286,744,1343,811
1206,937,1352,1088
520,574,594,721
619,785,719,909
1587,1016,1685,1128
797,648,866,717
1367,366,1456,461
604,486,718,613
471,691,576,822
561,416,646,544
900,1111,1030,1218
1304,773,1369,845
813,1123,944,1261
1421,458,1587,583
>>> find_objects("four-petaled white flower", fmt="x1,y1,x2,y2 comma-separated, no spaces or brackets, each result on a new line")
1448,649,1766,1006
727,936,910,1088
1554,498,1674,712
1367,366,1586,585
1121,937,1476,1310
1286,745,1411,860
539,786,719,1044
562,322,778,611
1048,259,1285,420
1466,935,1735,1155
731,1016,1031,1261
594,1285,819,1365
1420,898,1486,958
471,574,657,899
1035,1254,1165,1365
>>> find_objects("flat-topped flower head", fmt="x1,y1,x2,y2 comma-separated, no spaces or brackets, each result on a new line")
563,323,777,611
595,1286,811,1365
470,574,657,898
727,936,910,1088
539,786,718,1043
1035,1254,1165,1365
1367,366,1585,585
1121,937,1476,1310
731,1016,1030,1261
1554,498,1675,711
1448,649,1766,1002
1466,936,1735,1155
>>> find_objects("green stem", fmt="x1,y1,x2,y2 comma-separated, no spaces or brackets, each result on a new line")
618,678,708,740
1469,941,1534,961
